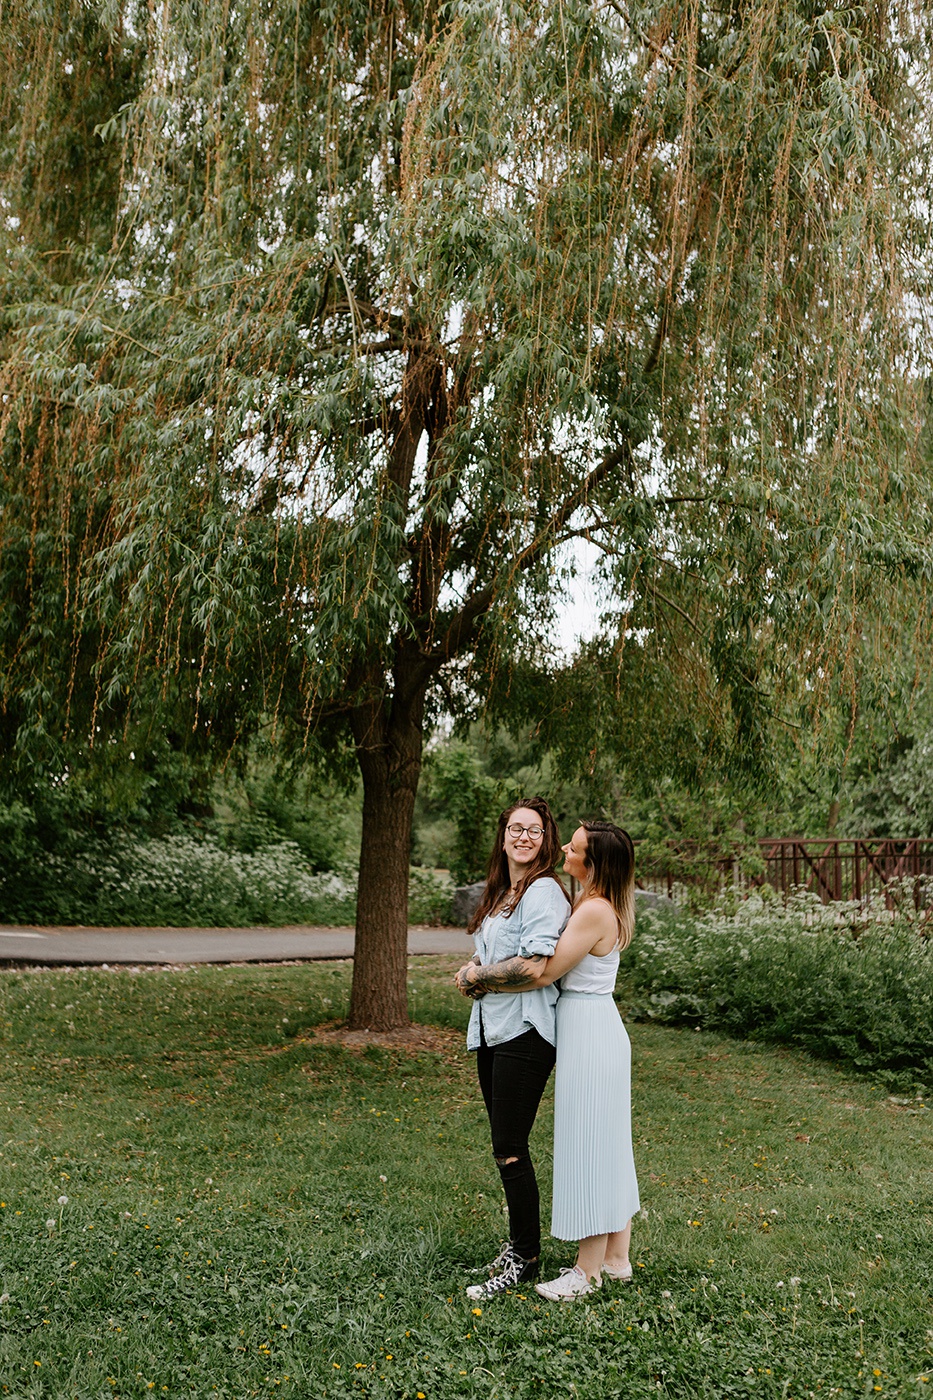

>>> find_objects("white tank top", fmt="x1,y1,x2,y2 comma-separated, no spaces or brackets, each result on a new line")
561,947,620,994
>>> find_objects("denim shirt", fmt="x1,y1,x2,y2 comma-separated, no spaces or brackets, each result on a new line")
466,876,571,1051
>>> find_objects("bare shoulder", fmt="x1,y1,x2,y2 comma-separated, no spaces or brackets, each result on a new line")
569,895,618,941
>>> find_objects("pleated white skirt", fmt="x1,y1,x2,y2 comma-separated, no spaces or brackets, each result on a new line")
550,991,640,1241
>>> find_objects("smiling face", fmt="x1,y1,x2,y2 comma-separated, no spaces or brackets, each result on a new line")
561,826,590,884
502,806,546,879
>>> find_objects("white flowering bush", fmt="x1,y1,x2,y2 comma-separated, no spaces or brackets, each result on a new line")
27,834,358,926
0,831,461,928
627,887,933,1086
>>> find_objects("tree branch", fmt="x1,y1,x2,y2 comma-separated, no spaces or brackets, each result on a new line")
643,584,703,635
356,336,438,356
432,441,636,662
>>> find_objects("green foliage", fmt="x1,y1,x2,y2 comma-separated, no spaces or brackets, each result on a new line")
416,725,595,878
0,831,359,927
420,740,505,882
849,733,933,838
2,0,931,776
1,962,932,1397
627,891,933,1087
407,867,455,926
0,831,460,927
213,756,362,872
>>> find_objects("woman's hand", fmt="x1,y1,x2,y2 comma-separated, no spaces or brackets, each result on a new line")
455,962,486,999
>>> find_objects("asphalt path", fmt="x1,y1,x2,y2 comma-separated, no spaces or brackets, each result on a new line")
0,924,471,966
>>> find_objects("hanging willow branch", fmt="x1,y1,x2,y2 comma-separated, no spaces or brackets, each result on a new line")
0,0,931,778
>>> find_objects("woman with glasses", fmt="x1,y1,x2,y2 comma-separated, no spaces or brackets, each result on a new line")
457,820,639,1302
454,798,571,1301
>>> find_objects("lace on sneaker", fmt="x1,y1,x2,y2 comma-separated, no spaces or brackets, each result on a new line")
466,1250,536,1300
475,1254,524,1297
466,1241,516,1277
489,1242,518,1273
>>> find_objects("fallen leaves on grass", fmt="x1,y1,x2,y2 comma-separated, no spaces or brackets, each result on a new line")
299,1020,464,1058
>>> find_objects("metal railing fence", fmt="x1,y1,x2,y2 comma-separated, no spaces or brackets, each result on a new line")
634,837,933,906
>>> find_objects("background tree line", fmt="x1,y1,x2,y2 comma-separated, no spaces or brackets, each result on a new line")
4,707,933,927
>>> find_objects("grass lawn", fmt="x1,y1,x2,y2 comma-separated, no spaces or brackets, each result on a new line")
0,957,931,1400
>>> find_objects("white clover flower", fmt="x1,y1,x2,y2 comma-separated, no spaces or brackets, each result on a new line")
0,1294,8,1305
379,1175,387,1183
46,1218,56,1231
661,1290,672,1299
789,1277,802,1287
776,1281,785,1288
58,1195,68,1206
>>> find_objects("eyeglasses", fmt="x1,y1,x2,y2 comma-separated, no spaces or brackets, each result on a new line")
506,823,544,839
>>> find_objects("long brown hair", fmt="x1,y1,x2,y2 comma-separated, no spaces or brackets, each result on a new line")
467,796,568,934
580,820,636,951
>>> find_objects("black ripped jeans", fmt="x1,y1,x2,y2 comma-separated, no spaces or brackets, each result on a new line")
475,1024,556,1261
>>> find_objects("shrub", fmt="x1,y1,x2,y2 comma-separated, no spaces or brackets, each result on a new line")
0,834,358,927
407,867,454,926
0,830,459,928
626,888,933,1087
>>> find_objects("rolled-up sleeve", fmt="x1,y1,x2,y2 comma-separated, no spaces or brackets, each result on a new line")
517,879,569,958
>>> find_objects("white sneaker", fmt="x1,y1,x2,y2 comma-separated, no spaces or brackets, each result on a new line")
534,1265,601,1301
602,1262,633,1282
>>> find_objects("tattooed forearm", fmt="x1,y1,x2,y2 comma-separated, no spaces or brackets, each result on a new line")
470,954,545,994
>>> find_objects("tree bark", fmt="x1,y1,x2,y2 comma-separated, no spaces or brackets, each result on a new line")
348,671,426,1030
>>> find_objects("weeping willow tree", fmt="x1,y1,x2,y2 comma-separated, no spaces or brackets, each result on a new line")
1,0,931,1025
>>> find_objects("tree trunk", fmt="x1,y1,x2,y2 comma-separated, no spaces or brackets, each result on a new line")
348,679,425,1030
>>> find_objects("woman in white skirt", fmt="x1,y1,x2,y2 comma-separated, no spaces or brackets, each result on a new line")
457,820,638,1301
